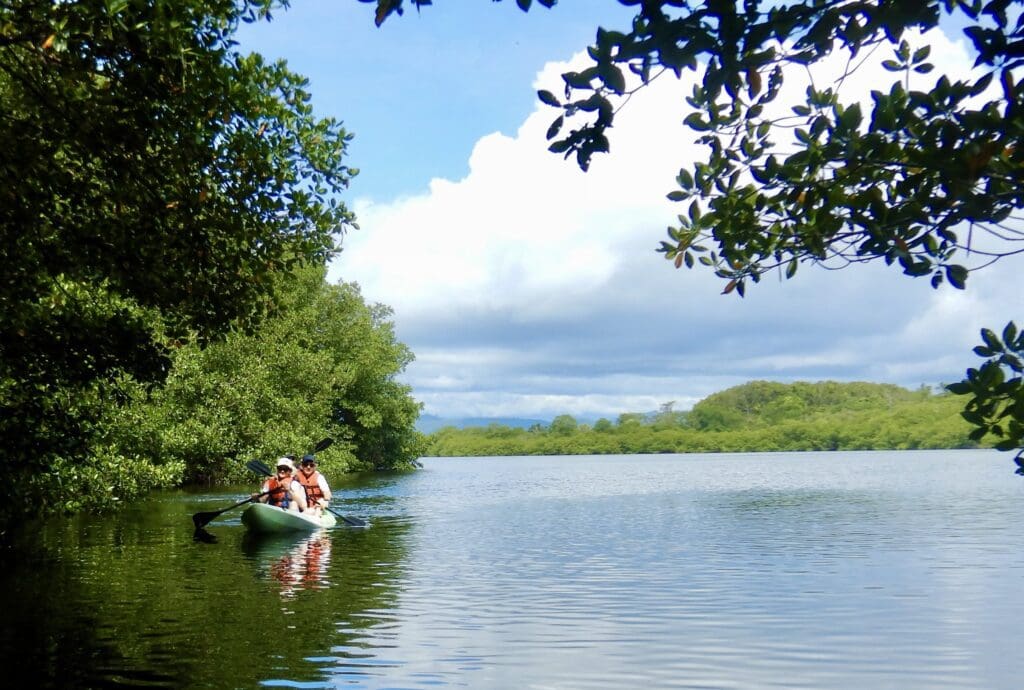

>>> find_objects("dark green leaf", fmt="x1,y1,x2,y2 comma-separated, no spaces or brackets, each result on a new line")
545,116,564,140
945,264,968,289
537,89,561,107
683,113,710,131
982,328,1003,351
1002,321,1018,345
599,63,627,95
946,381,972,395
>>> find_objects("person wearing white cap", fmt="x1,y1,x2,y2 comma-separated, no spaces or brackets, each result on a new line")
253,457,308,512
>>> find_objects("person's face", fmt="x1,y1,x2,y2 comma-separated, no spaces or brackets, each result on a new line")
300,461,315,474
277,466,292,478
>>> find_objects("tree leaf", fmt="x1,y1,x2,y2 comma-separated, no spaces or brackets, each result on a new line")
545,116,564,140
537,89,561,107
1002,321,1018,346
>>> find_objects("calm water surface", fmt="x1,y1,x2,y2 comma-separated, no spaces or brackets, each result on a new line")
2,450,1022,689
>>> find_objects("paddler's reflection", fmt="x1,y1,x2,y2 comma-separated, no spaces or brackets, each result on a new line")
242,531,333,597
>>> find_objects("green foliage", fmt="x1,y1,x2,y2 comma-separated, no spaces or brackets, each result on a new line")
0,1,357,525
690,380,918,430
426,381,980,457
948,322,1024,472
617,412,645,428
1,374,186,519
549,414,579,435
114,266,426,485
530,1,1023,292
651,401,688,430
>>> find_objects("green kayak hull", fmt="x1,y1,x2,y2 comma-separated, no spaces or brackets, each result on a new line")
241,503,337,533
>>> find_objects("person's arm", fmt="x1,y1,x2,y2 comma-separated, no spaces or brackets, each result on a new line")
292,483,308,512
318,474,332,503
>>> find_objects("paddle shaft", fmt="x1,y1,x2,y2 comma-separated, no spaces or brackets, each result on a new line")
323,504,366,527
191,485,283,529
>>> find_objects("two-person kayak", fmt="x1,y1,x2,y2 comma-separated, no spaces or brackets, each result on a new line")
241,503,337,533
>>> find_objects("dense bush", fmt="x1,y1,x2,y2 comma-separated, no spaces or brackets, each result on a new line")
112,266,426,486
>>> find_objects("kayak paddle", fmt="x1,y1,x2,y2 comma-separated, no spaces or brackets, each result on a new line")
191,485,280,530
311,436,334,454
243,436,333,479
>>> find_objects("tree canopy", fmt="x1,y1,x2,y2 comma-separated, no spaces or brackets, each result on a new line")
114,266,425,489
0,1,368,524
368,0,1023,468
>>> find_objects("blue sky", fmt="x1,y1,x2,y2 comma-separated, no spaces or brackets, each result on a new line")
238,1,636,201
238,2,1021,422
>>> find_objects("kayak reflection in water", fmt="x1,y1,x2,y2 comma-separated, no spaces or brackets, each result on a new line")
262,533,333,598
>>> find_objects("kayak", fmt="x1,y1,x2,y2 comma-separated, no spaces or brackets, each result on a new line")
241,503,337,533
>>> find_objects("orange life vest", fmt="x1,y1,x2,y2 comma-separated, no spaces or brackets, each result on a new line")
265,477,294,509
295,470,325,507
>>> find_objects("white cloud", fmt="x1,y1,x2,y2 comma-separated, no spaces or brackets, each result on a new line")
333,48,702,310
329,28,1022,420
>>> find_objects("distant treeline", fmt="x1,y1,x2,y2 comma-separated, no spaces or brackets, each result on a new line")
426,381,982,456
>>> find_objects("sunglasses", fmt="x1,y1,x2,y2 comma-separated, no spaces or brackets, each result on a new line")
277,467,292,473
301,461,316,467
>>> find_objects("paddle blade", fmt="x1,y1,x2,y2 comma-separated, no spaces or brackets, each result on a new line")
246,459,272,477
324,505,368,528
191,494,258,529
340,514,368,528
314,437,334,452
193,526,218,543
192,510,221,530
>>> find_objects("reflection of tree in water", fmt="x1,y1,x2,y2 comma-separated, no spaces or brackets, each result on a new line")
0,489,413,690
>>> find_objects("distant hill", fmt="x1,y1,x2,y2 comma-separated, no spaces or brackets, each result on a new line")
416,414,549,434
688,380,931,431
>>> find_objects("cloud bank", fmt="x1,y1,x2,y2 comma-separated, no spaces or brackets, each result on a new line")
329,29,1022,420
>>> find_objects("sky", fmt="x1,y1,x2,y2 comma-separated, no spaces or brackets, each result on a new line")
237,1,1022,422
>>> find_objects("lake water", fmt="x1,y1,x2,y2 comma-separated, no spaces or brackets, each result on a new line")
2,450,1022,689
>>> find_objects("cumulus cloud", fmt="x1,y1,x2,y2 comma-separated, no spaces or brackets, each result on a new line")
329,28,1022,420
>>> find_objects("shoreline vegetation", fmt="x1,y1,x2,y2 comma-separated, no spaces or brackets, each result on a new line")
425,381,983,457
2,265,426,527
